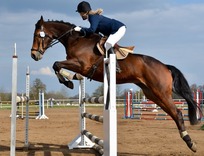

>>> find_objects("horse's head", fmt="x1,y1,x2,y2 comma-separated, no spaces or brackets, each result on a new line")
31,16,54,61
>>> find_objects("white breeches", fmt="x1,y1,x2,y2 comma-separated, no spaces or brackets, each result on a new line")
104,26,126,52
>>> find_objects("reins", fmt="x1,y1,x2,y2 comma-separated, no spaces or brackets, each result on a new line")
47,29,74,49
46,26,86,49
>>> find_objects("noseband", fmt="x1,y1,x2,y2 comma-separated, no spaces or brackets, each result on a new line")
31,26,74,54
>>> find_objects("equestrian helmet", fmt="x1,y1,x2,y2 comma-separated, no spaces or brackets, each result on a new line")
76,1,91,13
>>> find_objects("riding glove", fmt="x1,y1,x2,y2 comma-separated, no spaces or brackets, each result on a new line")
74,26,81,32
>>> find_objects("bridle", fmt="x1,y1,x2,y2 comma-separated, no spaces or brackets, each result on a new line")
31,26,74,55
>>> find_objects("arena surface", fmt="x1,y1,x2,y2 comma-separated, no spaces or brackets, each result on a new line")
1,107,204,156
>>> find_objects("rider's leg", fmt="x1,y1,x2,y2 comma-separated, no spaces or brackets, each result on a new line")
104,26,126,73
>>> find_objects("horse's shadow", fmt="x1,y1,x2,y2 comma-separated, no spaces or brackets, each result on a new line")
0,141,147,156
0,142,99,156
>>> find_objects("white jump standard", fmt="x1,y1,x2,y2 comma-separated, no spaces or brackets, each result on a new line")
10,43,18,156
68,54,117,156
10,44,31,155
36,90,48,119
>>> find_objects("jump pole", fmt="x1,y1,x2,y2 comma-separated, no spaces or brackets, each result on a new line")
10,43,18,156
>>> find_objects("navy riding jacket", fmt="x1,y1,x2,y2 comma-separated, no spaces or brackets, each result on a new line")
81,14,125,36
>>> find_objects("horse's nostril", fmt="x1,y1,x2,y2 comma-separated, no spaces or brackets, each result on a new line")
31,53,38,61
31,53,35,59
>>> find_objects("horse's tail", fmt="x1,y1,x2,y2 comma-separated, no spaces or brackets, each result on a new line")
166,64,199,125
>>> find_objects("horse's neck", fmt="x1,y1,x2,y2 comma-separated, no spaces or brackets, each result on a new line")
67,33,100,49
52,24,72,39
66,34,101,60
52,25,72,46
48,22,101,58
74,34,101,45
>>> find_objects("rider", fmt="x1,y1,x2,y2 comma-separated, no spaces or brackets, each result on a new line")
74,1,126,73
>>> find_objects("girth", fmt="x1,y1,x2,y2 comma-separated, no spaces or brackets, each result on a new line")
87,55,103,81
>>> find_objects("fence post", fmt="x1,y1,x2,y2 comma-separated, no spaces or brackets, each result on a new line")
10,43,18,156
103,54,117,156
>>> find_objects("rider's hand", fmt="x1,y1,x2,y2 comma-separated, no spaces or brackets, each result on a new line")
74,26,81,32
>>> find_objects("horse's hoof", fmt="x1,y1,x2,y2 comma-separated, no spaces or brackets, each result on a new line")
190,142,197,152
75,73,83,80
65,81,74,89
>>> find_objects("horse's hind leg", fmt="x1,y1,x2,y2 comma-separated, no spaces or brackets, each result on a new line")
159,102,196,152
141,86,196,152
173,108,197,152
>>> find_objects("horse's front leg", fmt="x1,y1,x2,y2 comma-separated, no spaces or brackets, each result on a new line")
52,60,83,89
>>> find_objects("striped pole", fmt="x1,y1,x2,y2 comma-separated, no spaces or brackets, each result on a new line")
93,144,104,155
81,130,104,147
83,96,104,104
134,116,189,121
82,112,103,123
134,112,188,117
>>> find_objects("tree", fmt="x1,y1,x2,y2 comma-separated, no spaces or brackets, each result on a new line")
92,83,124,98
59,86,69,98
116,85,124,98
92,84,103,97
46,86,69,99
30,78,46,100
191,84,197,93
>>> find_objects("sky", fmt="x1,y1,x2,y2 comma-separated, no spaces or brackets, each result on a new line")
0,0,204,97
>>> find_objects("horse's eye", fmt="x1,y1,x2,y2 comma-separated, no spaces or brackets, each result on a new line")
40,31,45,38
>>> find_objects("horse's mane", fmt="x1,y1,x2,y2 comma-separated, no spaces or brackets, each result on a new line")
35,19,76,29
46,20,101,39
47,20,76,27
35,18,101,43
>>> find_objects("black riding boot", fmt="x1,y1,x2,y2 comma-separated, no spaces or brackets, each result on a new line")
108,47,122,73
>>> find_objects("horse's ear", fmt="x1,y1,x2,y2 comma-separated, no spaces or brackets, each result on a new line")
35,16,44,28
36,16,44,28
40,16,44,23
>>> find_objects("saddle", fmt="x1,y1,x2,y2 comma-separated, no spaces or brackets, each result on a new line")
96,37,135,60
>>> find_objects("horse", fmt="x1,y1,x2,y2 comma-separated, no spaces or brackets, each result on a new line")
31,16,200,152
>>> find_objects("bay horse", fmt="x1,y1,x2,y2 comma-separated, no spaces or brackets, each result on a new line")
31,16,199,152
